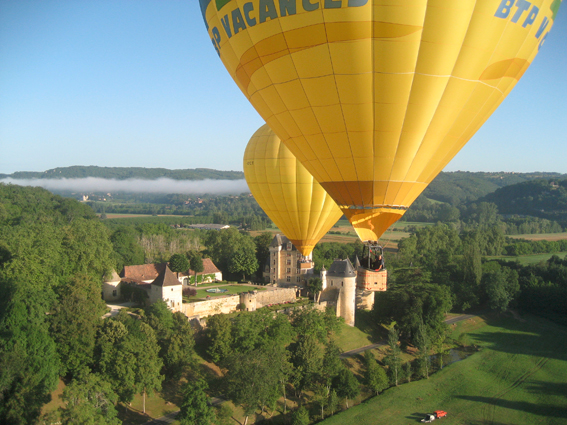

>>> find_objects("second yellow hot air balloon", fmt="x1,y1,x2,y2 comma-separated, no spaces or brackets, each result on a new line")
200,0,560,242
244,124,343,256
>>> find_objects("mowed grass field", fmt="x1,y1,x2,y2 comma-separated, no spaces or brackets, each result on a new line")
321,314,567,425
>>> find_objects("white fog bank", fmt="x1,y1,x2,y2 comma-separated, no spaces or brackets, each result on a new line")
0,177,250,195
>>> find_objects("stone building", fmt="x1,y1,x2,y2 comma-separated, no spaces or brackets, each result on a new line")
149,264,183,312
319,257,388,327
320,258,357,327
265,234,314,286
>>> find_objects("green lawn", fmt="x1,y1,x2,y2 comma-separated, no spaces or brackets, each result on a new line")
335,322,375,352
321,313,567,425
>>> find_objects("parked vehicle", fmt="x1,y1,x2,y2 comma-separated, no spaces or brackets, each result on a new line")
421,410,447,423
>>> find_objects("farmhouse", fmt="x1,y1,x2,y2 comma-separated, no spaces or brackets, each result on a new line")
102,258,222,309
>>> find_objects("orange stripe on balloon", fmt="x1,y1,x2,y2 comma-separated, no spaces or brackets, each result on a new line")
480,58,531,81
234,21,422,92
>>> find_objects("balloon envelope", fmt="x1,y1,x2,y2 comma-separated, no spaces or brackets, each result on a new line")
201,0,560,241
244,124,343,256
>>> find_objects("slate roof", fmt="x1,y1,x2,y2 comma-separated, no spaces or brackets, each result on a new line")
152,265,180,287
326,258,356,278
270,234,297,250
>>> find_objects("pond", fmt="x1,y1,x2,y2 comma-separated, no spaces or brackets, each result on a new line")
206,288,228,293
430,346,477,370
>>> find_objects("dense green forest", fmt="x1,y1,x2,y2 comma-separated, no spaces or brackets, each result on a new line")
421,171,564,205
481,178,567,220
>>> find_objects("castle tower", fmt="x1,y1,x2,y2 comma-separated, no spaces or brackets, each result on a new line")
326,259,356,327
267,234,314,286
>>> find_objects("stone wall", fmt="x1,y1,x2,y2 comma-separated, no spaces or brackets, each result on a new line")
255,287,297,307
180,287,297,320
181,295,240,319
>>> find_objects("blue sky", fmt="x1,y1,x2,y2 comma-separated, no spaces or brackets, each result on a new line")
0,1,565,175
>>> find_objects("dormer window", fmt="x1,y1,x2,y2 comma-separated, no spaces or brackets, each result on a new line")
287,243,292,250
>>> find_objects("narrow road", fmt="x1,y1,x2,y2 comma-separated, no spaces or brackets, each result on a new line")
144,411,179,424
340,314,477,358
340,341,387,358
445,314,476,325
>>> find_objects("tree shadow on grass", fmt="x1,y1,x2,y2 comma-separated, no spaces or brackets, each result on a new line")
160,378,183,407
117,404,150,425
455,396,567,420
525,381,567,398
354,309,386,342
470,314,567,362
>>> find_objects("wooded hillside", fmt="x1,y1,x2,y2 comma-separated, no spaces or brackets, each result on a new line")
0,166,244,180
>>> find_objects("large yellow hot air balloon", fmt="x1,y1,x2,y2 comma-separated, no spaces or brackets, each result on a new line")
244,124,344,256
201,0,561,242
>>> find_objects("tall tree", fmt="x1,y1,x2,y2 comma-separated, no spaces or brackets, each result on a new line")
363,350,388,395
178,378,215,425
254,232,273,278
206,314,233,363
162,312,196,379
96,315,164,412
307,277,323,302
224,346,282,425
228,242,258,282
59,373,120,425
384,327,402,386
292,406,310,425
333,368,359,409
169,253,190,279
482,262,520,312
187,250,204,286
0,283,59,424
50,274,107,379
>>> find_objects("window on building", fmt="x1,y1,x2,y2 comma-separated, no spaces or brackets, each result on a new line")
287,259,291,265
286,276,291,282
296,276,300,282
273,259,276,265
112,290,117,296
297,268,301,274
287,268,291,273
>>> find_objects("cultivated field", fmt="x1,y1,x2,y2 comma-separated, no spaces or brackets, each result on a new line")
509,232,567,241
488,252,567,265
